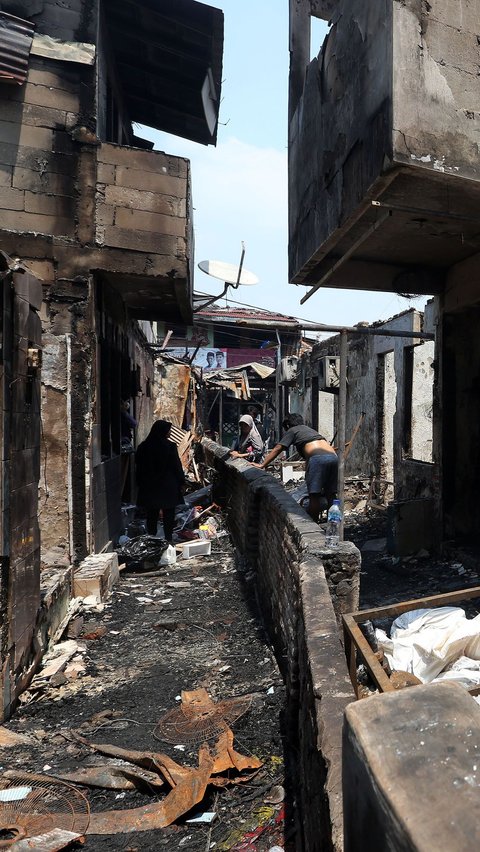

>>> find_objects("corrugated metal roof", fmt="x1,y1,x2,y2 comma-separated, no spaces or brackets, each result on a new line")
195,306,300,325
0,11,34,85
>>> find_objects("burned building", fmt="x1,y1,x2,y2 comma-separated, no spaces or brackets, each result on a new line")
0,0,223,715
0,0,223,563
288,0,480,546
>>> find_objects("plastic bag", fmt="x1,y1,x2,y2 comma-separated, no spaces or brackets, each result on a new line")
159,544,177,566
116,535,169,571
198,517,218,540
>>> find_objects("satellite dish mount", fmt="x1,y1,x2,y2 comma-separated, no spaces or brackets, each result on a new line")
194,242,259,312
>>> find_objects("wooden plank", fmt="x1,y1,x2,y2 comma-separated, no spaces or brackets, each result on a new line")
349,585,480,624
343,615,395,694
343,621,360,699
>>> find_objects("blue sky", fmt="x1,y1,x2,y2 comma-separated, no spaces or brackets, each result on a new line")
140,0,426,329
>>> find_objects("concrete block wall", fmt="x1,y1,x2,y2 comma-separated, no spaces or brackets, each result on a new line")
202,438,359,851
96,143,190,261
301,311,436,506
0,57,81,240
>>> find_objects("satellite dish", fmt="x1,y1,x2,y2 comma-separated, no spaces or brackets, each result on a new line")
198,259,259,287
193,242,259,313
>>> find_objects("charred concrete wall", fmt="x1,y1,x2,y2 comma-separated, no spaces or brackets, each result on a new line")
0,41,164,560
295,310,436,505
343,682,480,852
289,0,480,283
0,1,97,43
392,0,480,180
289,0,393,281
438,255,480,542
0,264,42,720
201,438,359,852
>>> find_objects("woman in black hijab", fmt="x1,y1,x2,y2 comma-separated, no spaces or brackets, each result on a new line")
135,420,185,540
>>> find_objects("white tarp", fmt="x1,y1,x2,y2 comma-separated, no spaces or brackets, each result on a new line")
376,606,480,685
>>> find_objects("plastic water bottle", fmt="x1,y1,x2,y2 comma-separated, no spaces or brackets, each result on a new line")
325,499,342,547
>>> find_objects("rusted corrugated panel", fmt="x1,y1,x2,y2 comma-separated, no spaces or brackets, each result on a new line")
0,12,35,85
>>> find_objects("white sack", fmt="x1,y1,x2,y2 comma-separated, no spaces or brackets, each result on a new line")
433,656,480,690
376,607,480,683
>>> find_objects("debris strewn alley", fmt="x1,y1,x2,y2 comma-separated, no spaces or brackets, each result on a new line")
1,537,289,851
3,0,480,850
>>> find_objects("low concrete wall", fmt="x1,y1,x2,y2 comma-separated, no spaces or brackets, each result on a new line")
343,681,480,852
202,439,360,851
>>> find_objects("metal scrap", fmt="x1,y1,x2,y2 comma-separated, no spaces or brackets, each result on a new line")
67,695,262,835
0,771,89,844
0,11,34,85
86,743,216,834
52,764,164,792
154,688,252,745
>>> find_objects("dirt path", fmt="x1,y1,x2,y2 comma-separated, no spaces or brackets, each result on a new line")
2,541,290,851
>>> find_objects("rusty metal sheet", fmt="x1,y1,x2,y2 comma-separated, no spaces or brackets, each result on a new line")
87,743,215,835
53,764,164,791
211,728,262,775
68,733,191,787
0,12,34,85
72,720,262,835
154,361,191,427
155,688,252,745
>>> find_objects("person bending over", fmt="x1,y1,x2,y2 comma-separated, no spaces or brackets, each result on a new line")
253,413,337,523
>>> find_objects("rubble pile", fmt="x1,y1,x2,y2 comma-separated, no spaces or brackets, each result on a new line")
0,532,289,851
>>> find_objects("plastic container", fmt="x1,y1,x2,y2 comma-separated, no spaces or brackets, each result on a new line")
177,539,212,559
325,499,342,547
